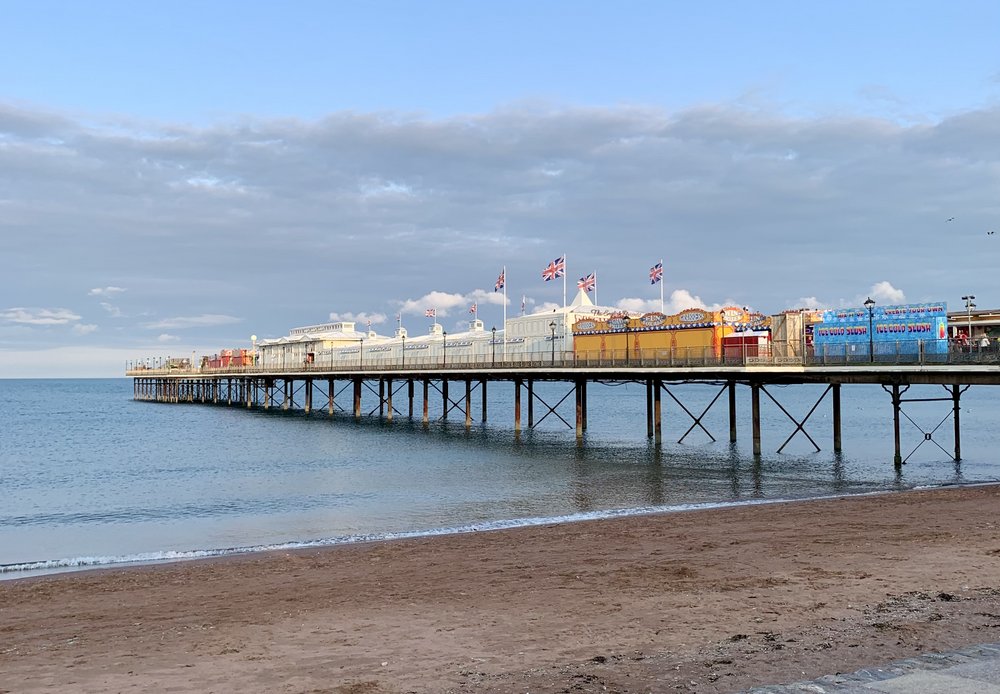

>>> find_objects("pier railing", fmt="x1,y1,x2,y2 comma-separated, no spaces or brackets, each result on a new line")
126,339,1000,376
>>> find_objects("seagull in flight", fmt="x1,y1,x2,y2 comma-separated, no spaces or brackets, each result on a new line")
989,230,996,235
946,217,956,222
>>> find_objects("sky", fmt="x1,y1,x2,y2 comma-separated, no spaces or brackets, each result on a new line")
2,1,1000,377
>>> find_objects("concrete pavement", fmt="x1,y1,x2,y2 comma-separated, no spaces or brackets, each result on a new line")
744,641,1000,693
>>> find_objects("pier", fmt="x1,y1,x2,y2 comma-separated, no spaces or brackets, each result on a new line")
128,350,1000,467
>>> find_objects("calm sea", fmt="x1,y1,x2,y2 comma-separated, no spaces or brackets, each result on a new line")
2,377,998,579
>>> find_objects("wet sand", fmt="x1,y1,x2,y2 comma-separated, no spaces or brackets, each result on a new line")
3,484,1000,693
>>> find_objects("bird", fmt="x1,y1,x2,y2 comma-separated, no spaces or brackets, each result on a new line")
989,230,996,235
946,217,956,222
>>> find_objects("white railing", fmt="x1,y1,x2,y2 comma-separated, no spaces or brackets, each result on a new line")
125,339,1000,376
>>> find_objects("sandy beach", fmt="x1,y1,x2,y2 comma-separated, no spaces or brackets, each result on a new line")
3,484,1000,693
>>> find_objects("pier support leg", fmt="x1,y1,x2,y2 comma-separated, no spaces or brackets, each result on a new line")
646,379,653,438
379,379,385,417
408,380,414,418
304,378,312,414
892,384,902,467
422,379,429,425
481,380,487,422
575,378,584,439
442,380,449,420
581,380,588,430
227,378,232,406
353,378,362,421
751,382,762,456
952,384,962,462
514,378,522,434
328,378,335,415
527,379,534,428
728,380,737,443
282,380,290,410
264,380,272,410
832,383,842,453
653,378,662,445
465,380,472,429
386,378,393,422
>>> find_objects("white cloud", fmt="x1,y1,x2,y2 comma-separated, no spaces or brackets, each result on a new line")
0,307,82,325
868,281,906,305
72,323,98,335
143,314,241,329
328,311,387,325
789,297,826,310
100,302,122,317
616,289,720,314
398,291,477,316
157,334,180,343
88,286,126,296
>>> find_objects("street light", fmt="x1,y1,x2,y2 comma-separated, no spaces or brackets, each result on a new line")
549,321,557,364
962,294,976,347
359,337,364,369
491,326,497,366
864,297,875,363
442,331,448,367
401,334,406,369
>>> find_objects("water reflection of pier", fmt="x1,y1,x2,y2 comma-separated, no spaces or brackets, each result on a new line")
128,362,1000,467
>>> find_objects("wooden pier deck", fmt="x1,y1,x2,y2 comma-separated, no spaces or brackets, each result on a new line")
127,355,1000,466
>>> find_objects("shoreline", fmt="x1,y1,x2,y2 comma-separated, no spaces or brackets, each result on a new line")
4,481,984,582
4,483,1000,692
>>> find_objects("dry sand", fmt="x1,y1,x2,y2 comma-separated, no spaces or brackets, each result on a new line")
3,484,1000,693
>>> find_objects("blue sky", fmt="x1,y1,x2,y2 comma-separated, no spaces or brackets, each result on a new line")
2,1,1000,376
6,1,998,120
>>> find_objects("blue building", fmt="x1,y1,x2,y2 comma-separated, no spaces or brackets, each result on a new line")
812,302,948,362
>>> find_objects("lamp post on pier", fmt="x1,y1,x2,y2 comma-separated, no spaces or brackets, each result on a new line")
962,294,976,348
442,331,448,367
491,326,497,366
864,297,875,363
401,334,406,369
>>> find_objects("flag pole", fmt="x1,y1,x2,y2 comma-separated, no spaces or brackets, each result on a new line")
563,253,567,307
594,271,598,306
659,258,664,314
502,265,507,361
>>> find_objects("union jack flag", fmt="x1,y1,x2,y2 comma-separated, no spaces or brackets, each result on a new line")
469,303,477,314
577,272,596,293
542,255,565,282
495,269,505,292
425,308,436,318
649,262,663,285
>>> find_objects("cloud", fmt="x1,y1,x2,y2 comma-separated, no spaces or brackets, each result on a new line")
616,289,721,314
3,100,1000,374
0,307,82,325
328,311,387,325
72,323,98,335
789,297,826,310
88,286,126,296
157,334,180,343
868,281,906,305
143,314,241,329
100,302,122,317
398,291,480,316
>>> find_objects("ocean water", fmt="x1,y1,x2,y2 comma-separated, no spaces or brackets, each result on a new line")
2,377,999,579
